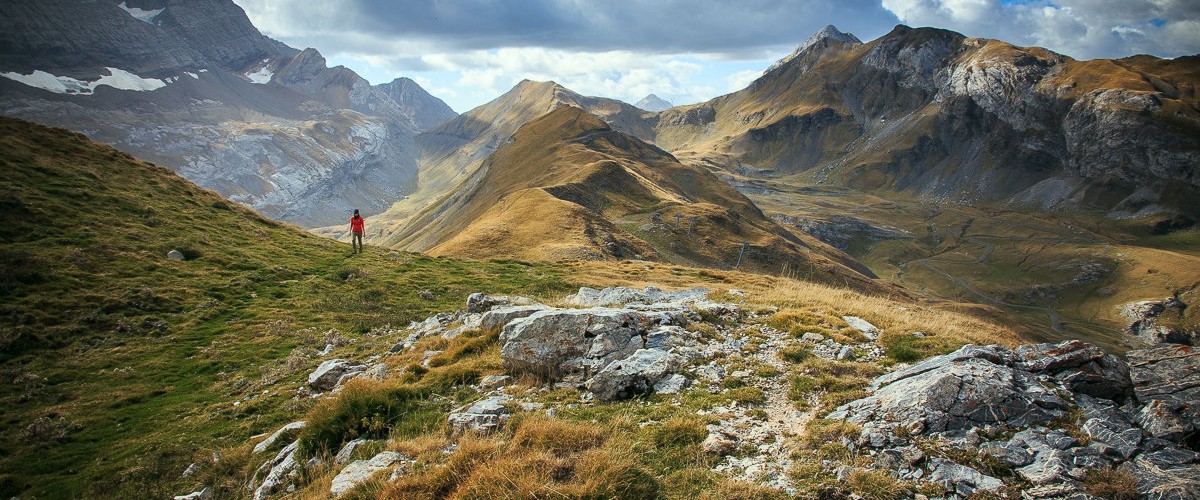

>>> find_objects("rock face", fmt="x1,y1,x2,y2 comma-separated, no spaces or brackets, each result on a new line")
828,340,1200,498
0,0,456,227
1121,298,1193,346
375,77,457,131
252,421,306,454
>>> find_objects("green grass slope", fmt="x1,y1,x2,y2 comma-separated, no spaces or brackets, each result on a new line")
0,116,571,497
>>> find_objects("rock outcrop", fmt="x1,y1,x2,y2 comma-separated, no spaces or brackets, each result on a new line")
828,340,1200,498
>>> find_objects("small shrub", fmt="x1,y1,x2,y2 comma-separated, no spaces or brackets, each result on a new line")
1083,467,1139,500
847,469,908,500
778,345,812,363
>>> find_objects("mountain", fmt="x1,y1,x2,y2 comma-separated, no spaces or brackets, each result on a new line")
381,105,883,291
320,80,656,243
655,24,1200,221
375,77,458,130
0,0,452,227
635,94,673,112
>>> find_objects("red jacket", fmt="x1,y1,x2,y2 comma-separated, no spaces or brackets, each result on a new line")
350,215,364,232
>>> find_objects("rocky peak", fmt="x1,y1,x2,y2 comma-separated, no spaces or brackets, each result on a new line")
375,77,458,131
273,48,328,86
634,94,673,112
765,24,862,74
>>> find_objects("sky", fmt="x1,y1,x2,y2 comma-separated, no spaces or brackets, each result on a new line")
233,0,1200,113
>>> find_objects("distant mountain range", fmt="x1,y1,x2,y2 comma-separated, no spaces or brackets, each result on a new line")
0,0,455,227
635,94,673,112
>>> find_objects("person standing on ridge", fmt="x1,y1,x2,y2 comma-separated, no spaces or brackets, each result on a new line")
350,209,365,254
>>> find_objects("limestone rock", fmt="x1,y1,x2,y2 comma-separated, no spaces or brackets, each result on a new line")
653,374,690,394
466,292,538,314
167,249,185,261
585,349,680,401
334,438,373,465
479,305,548,331
928,458,1004,496
841,316,880,340
173,487,212,500
828,345,1067,440
330,451,409,498
500,308,666,382
448,395,511,434
565,286,711,308
253,421,306,455
1121,299,1191,345
253,440,299,500
702,431,738,455
308,359,353,391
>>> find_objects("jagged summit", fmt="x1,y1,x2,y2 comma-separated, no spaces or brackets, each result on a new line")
635,94,673,112
765,24,862,73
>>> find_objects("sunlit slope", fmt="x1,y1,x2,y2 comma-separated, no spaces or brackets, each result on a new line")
384,106,885,292
313,80,655,244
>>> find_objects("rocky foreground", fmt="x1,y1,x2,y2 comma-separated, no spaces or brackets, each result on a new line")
177,287,1197,499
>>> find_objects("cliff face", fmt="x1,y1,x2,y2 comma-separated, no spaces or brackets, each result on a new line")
0,0,450,227
376,77,458,131
656,25,1200,219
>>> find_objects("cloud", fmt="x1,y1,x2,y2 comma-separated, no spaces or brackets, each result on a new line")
881,0,1200,59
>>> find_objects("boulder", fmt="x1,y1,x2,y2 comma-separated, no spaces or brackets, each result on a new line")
1121,458,1200,499
1121,299,1192,345
308,359,354,391
1014,340,1133,401
500,308,666,382
585,349,680,401
1127,345,1199,447
330,451,409,498
252,421,305,454
448,395,512,434
828,345,1067,441
841,316,880,340
167,249,185,261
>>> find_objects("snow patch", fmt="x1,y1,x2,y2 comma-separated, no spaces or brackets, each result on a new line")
186,72,199,79
117,1,164,24
245,60,274,84
0,67,166,95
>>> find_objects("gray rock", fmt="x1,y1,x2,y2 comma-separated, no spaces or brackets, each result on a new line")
836,345,854,360
478,374,511,389
173,487,212,500
702,431,737,455
330,451,409,498
500,308,650,380
1121,299,1192,345
565,286,711,308
308,359,353,391
1122,457,1200,499
253,440,299,500
479,305,547,331
448,395,512,434
1014,340,1134,401
334,438,372,465
653,374,690,394
928,458,1004,494
167,249,185,261
1138,447,1200,469
1016,448,1076,485
586,349,680,401
841,316,880,340
981,440,1034,467
1136,399,1193,442
1127,345,1200,404
1082,418,1142,459
253,421,306,455
828,345,1067,440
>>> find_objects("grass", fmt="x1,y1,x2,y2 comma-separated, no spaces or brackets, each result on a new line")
0,118,572,498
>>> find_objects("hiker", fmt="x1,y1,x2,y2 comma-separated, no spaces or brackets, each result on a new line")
350,209,365,254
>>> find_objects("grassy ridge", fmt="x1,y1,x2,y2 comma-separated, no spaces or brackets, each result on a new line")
0,117,570,497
